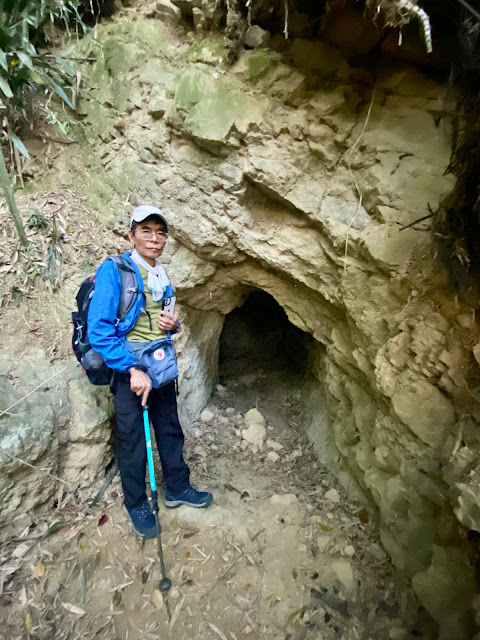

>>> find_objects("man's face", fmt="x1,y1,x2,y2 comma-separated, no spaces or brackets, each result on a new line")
128,218,167,264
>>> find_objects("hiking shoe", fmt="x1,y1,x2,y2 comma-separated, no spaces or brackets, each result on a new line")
165,487,213,509
123,501,157,539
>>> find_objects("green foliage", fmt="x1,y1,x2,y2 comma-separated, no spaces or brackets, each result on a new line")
11,286,22,306
27,208,47,229
0,0,81,135
0,0,84,246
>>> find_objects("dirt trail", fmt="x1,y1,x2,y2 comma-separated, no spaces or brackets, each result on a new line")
0,372,432,640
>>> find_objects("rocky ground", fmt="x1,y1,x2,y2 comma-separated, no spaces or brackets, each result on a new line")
0,370,434,640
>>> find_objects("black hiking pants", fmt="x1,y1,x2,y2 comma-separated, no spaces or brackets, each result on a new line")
112,376,190,508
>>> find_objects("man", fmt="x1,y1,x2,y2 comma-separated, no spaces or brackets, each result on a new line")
88,204,213,539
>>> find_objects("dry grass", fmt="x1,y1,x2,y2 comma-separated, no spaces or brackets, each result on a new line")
0,189,125,361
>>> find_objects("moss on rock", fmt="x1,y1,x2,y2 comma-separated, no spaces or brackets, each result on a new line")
172,66,268,146
97,19,175,58
181,38,229,66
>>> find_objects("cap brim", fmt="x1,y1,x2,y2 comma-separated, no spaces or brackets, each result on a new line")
130,205,168,230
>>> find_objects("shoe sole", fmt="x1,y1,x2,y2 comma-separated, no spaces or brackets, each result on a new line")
123,505,157,539
165,496,213,509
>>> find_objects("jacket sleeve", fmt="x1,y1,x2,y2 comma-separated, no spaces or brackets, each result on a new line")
87,260,138,374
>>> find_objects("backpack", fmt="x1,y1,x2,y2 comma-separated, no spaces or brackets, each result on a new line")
72,256,140,385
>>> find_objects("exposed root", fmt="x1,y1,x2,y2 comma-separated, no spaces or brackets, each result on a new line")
366,0,433,53
343,89,376,274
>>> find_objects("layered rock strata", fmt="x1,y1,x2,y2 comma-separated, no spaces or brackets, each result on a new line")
70,17,480,638
3,11,480,637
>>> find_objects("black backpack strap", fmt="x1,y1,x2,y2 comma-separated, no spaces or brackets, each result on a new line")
107,256,142,322
76,275,96,315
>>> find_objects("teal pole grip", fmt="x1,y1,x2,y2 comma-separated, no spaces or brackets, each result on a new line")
143,406,156,492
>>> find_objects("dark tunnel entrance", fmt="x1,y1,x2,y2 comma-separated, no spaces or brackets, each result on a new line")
218,290,313,383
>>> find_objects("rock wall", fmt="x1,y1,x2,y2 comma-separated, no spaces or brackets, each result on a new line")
0,351,113,525
9,8,480,638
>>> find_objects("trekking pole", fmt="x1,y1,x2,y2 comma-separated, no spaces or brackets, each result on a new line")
143,406,172,592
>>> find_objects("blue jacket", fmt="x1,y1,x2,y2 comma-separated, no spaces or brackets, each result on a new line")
87,252,176,374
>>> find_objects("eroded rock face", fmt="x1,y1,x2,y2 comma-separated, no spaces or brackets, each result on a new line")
16,12,480,637
0,350,114,521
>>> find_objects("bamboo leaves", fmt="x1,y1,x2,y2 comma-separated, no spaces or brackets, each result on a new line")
51,81,75,109
0,74,12,97
0,50,7,71
0,0,82,245
16,51,33,69
10,133,29,158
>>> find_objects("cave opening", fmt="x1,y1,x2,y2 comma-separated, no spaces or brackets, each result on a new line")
218,289,313,384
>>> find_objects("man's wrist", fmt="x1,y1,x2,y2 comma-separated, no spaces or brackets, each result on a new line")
129,364,148,374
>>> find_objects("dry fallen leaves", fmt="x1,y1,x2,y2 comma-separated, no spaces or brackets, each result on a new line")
12,542,31,559
183,529,198,539
208,623,228,640
63,525,85,542
169,594,185,629
62,602,86,616
98,514,108,526
286,606,308,627
25,612,33,632
265,594,281,602
32,563,45,578
151,589,164,610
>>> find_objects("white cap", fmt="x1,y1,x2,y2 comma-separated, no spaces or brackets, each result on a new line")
130,204,168,231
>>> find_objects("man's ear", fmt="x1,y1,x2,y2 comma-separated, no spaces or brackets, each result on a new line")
128,229,135,244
